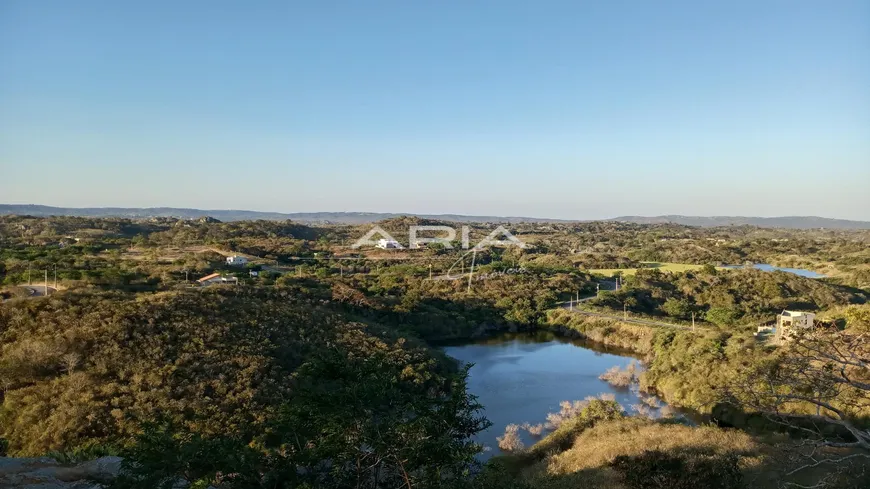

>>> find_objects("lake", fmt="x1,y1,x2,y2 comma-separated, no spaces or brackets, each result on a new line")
721,263,826,278
443,332,671,458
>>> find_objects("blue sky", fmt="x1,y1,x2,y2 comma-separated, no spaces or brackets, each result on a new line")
1,1,868,219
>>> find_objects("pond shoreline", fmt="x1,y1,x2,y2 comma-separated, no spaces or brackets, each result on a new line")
442,332,669,458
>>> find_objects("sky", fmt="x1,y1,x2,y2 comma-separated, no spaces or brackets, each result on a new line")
1,1,869,220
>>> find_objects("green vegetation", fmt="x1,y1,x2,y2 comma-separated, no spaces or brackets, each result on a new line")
586,266,865,328
1,215,868,487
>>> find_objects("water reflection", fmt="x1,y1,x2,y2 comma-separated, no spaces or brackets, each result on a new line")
442,333,669,458
721,263,826,278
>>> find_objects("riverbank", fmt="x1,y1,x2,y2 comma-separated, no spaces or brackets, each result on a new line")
542,309,657,354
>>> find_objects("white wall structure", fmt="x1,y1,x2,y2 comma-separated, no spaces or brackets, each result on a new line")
376,239,401,249
776,310,816,342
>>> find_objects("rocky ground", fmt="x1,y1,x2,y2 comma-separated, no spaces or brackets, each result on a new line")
0,456,121,488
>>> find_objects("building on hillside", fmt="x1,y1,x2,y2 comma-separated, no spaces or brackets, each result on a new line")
226,255,248,266
376,239,402,249
776,310,816,342
197,273,239,286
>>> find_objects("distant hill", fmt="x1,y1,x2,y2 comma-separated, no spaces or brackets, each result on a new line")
0,204,567,224
610,215,870,229
1,205,868,229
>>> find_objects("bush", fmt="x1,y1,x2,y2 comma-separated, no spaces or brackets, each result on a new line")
599,362,641,388
705,306,741,326
611,449,744,489
662,298,692,319
497,424,524,452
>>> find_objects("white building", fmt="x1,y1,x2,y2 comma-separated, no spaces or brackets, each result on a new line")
197,273,239,286
776,310,816,342
376,239,402,249
226,255,249,266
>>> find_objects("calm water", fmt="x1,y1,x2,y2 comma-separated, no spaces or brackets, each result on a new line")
722,263,826,278
443,332,665,458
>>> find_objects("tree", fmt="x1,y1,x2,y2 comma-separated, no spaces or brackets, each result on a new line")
60,352,81,375
844,305,870,332
701,264,718,275
662,298,692,319
705,307,740,326
728,328,870,485
113,350,490,489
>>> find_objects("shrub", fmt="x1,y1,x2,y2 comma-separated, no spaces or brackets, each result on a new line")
611,449,744,489
662,298,693,319
599,362,641,388
497,424,525,452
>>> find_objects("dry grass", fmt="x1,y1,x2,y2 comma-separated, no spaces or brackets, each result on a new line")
587,262,713,277
523,418,870,489
546,418,761,476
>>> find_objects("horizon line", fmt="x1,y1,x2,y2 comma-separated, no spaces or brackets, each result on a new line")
1,203,869,224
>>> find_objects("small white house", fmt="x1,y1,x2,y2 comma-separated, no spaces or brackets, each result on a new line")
197,273,239,286
376,239,402,249
226,255,249,266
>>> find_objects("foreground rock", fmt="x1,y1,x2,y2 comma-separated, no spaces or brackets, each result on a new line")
0,456,122,488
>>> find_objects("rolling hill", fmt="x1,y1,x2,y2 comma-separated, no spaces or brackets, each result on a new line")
2,204,869,229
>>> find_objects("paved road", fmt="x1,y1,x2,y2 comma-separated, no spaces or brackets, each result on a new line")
20,285,58,297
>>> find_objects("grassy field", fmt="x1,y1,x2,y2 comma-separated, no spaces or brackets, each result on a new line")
587,262,710,277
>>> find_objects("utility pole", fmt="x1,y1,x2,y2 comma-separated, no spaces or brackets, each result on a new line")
429,264,432,280
467,249,477,294
44,269,49,296
692,312,696,332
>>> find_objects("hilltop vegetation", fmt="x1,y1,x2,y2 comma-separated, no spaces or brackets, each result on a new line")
0,288,492,489
0,289,474,455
